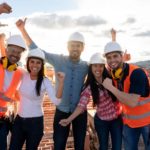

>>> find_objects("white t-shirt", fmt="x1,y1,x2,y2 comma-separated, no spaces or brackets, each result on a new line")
4,69,14,91
18,71,60,118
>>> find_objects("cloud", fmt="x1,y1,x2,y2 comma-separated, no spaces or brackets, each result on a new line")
28,13,107,29
124,17,136,24
28,13,73,29
76,15,106,26
134,30,150,37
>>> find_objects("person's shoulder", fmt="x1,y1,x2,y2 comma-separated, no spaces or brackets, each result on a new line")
130,67,147,80
43,76,52,84
79,59,88,66
16,67,27,75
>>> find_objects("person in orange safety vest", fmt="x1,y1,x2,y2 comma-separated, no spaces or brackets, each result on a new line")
102,29,150,150
0,33,26,149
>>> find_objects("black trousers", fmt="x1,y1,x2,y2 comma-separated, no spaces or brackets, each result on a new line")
9,115,44,150
53,109,87,150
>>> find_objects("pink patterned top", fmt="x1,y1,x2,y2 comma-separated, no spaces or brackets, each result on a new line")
78,85,121,121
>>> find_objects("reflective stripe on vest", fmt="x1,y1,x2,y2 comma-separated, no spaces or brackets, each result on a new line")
137,97,150,105
0,106,7,112
114,64,150,128
0,64,22,114
0,92,13,102
123,111,150,120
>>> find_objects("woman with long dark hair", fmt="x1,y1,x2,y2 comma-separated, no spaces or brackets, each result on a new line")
59,52,122,150
10,48,65,150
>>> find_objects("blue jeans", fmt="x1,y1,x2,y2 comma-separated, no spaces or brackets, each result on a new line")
0,120,9,150
123,124,150,150
9,115,44,150
94,114,123,150
53,109,87,150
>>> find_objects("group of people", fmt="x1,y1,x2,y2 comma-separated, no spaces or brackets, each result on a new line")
0,2,150,150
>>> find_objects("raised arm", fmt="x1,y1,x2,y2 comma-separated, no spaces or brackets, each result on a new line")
111,28,131,61
111,28,116,42
0,33,6,57
16,19,62,67
0,3,12,14
16,19,33,47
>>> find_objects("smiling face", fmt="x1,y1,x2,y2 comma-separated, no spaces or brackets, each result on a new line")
105,52,123,70
27,57,43,77
6,45,24,64
91,64,105,81
67,41,84,61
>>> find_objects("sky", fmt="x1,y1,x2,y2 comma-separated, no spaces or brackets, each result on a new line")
0,0,150,63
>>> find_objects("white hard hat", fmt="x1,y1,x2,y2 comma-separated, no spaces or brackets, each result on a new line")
68,32,85,44
27,48,45,61
103,41,123,57
7,35,26,50
89,52,105,64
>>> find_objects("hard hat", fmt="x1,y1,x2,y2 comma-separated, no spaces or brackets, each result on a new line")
89,52,105,64
27,48,45,61
103,41,123,57
7,35,26,50
68,32,85,44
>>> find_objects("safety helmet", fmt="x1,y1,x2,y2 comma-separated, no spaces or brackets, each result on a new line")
103,41,123,57
7,35,26,50
68,32,85,44
27,48,45,61
89,52,105,64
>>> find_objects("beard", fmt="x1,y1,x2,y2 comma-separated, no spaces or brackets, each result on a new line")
70,51,80,60
8,55,20,64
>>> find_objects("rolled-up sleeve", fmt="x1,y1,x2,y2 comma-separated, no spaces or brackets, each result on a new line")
29,42,38,49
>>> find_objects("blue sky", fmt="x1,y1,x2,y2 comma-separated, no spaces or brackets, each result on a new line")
1,0,77,17
1,0,150,62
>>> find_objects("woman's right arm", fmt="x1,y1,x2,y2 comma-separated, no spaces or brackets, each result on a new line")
59,106,84,126
59,86,91,126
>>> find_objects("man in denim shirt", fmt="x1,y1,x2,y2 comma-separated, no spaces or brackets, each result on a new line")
16,19,88,150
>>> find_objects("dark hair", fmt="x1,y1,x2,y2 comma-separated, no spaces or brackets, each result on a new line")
26,57,45,96
82,64,116,106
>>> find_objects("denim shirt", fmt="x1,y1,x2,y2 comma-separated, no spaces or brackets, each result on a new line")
29,42,88,112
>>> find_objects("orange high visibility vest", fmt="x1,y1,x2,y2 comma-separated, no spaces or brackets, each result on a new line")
0,64,22,116
114,64,150,128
